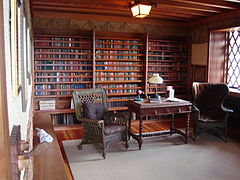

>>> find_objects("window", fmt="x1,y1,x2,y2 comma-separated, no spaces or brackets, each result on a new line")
227,29,240,89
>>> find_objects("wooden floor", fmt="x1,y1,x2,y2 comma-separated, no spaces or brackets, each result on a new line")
54,118,191,142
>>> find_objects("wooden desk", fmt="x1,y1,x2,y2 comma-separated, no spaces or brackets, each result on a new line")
128,99,192,150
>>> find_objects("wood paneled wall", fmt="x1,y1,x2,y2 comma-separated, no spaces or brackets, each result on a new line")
191,65,207,82
208,31,227,83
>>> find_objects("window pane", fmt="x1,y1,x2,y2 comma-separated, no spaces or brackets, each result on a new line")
227,29,240,89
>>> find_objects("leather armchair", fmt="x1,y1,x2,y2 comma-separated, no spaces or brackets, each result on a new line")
192,82,233,142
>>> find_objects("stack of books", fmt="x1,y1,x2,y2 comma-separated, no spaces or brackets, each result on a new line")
39,100,56,110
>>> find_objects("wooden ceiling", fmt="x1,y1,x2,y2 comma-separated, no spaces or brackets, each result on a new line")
30,0,240,26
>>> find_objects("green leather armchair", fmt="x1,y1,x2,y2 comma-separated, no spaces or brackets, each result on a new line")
192,82,233,142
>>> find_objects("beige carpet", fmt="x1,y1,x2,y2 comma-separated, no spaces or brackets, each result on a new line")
63,133,240,180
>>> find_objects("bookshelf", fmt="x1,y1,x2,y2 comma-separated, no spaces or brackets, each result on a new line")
33,31,189,124
95,32,145,110
34,33,93,98
147,36,188,98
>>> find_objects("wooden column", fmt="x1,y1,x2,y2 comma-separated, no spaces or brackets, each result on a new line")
92,30,96,88
144,33,149,96
0,0,11,179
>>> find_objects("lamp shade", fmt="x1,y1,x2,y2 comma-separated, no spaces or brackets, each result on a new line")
131,4,152,18
149,73,163,84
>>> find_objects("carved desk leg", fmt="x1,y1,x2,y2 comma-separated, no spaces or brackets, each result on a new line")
185,113,190,144
138,115,143,150
170,114,175,135
128,112,132,140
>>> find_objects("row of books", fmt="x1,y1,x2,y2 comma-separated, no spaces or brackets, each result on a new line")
108,96,136,100
51,113,79,125
149,46,185,51
96,50,143,54
96,77,142,81
96,44,142,49
35,72,92,76
97,84,141,88
35,49,92,53
35,84,92,95
148,67,187,71
35,54,92,59
35,66,92,70
35,60,92,64
39,100,55,110
148,51,186,56
95,66,142,70
148,57,186,61
148,62,186,65
96,39,141,43
96,61,142,65
36,77,92,82
108,101,128,108
96,55,143,60
107,89,138,94
35,42,91,48
96,72,142,76
34,37,90,41
148,41,184,45
36,91,72,96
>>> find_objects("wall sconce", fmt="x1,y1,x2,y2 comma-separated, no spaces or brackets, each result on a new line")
149,73,163,100
129,1,156,18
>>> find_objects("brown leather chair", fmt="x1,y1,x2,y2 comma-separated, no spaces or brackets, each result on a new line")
73,88,129,159
192,82,233,142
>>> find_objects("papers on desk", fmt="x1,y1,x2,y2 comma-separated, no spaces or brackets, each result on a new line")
163,97,185,102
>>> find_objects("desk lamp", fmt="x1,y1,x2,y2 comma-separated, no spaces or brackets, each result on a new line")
149,73,163,100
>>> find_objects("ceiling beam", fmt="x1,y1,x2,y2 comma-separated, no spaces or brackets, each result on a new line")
32,1,213,19
169,0,240,9
156,0,223,13
187,8,240,27
33,4,197,21
154,6,213,16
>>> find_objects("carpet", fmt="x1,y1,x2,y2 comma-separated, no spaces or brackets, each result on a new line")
63,133,240,180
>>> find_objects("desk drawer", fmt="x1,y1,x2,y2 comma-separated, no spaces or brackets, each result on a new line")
142,106,191,116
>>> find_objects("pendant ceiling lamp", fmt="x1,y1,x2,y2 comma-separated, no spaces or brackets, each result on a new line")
129,1,156,18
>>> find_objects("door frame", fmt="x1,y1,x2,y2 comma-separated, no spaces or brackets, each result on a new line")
0,0,11,179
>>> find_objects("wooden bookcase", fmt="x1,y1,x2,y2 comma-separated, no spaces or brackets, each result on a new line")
95,32,145,111
147,36,188,98
34,33,93,98
33,31,189,124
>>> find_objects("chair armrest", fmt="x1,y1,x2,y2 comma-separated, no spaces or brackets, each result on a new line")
192,105,200,121
192,105,200,113
104,112,128,126
81,118,104,124
221,106,233,113
81,118,104,136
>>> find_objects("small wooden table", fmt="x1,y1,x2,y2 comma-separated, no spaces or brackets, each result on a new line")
128,99,192,150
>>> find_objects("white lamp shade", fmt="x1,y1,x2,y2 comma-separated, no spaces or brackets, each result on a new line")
149,73,163,84
131,4,152,18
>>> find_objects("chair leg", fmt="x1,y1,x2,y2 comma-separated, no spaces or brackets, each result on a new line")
193,124,198,141
78,140,84,150
125,141,129,149
224,128,228,142
223,127,228,142
102,143,106,159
